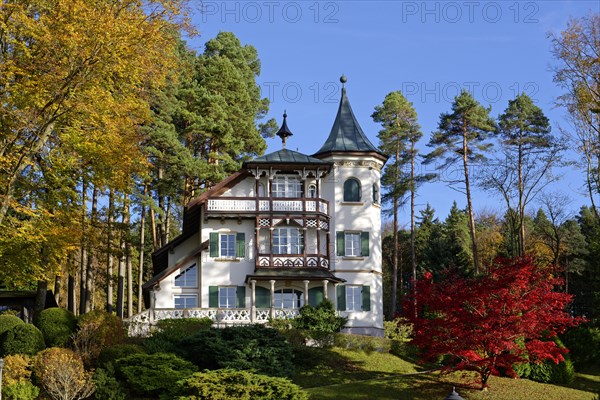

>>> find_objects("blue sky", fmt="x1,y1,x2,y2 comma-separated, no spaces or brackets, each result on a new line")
186,0,599,225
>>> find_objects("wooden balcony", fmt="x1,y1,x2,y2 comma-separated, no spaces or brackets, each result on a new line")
257,254,329,269
206,197,329,215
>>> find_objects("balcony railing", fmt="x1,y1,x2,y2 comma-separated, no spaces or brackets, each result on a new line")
257,254,329,269
206,197,328,214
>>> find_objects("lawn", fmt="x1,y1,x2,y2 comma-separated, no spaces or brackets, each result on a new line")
294,346,600,400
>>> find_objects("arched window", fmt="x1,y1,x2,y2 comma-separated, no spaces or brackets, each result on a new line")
373,183,379,204
343,178,361,202
307,184,317,198
257,183,265,197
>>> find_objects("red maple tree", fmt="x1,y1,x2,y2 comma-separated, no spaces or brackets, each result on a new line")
404,257,583,389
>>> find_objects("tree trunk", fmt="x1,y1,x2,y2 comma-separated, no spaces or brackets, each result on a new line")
138,185,147,314
462,121,480,274
79,179,88,315
54,275,61,306
116,195,128,318
391,139,401,315
67,273,76,314
106,189,114,313
126,212,133,318
150,206,159,251
84,185,98,313
33,280,48,323
410,139,417,317
517,133,525,257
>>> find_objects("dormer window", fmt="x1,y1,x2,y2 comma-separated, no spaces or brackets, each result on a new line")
273,175,302,198
343,178,361,202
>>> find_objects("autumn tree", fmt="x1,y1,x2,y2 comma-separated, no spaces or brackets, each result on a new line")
373,91,428,314
404,257,582,389
549,11,600,214
425,90,497,274
482,94,563,257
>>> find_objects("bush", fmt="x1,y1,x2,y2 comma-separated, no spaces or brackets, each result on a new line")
144,317,212,354
384,317,413,342
3,382,39,400
0,315,24,336
334,333,391,353
516,337,575,384
98,344,146,368
114,352,197,397
562,325,600,366
171,369,309,400
93,365,126,400
292,300,347,347
178,325,295,378
74,311,125,367
0,324,45,356
33,347,94,400
35,308,76,347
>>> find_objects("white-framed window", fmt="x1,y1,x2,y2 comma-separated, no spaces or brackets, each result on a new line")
219,287,237,308
307,184,317,198
273,289,305,309
220,234,236,258
174,294,197,309
273,227,304,254
345,286,362,311
174,264,197,288
345,233,361,257
273,175,302,198
343,178,361,202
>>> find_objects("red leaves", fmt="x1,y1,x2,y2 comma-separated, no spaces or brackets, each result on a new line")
404,257,584,389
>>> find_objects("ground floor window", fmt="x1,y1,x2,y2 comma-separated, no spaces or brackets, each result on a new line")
174,294,197,309
345,286,362,311
337,285,371,312
219,287,237,308
273,288,304,309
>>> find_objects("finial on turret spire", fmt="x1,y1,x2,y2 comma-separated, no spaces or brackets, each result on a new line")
340,74,347,88
276,111,293,149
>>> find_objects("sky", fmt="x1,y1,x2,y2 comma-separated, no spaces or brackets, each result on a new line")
185,0,599,226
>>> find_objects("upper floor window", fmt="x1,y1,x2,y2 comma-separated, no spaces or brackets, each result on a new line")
343,178,361,202
273,176,302,198
209,232,246,258
258,183,266,197
273,227,304,255
307,184,317,198
373,183,380,204
336,231,370,257
174,264,197,287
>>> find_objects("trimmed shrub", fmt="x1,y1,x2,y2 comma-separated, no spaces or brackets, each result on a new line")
35,308,76,347
178,325,295,378
3,382,39,400
171,369,309,400
74,311,125,367
562,325,600,366
0,315,24,336
292,300,347,347
33,347,94,400
114,352,197,397
98,344,146,368
334,333,391,353
93,365,126,400
384,317,413,342
144,317,212,354
0,324,45,356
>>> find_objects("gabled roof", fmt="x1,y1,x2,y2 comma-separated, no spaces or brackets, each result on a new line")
245,148,330,165
313,80,387,161
144,241,208,290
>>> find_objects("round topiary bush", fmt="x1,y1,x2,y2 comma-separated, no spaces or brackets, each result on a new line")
0,314,25,336
35,308,76,347
0,324,45,356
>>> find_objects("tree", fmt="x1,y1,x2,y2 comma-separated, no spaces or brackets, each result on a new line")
549,12,600,214
425,90,497,274
482,94,563,257
372,91,427,315
33,348,95,400
404,257,582,389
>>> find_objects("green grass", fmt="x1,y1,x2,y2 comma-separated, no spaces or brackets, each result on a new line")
293,345,600,400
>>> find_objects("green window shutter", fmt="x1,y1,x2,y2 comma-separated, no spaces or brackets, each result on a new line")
209,232,219,257
236,232,245,258
209,286,218,308
337,285,346,311
236,286,246,308
308,287,324,307
361,232,369,256
336,231,345,256
361,285,371,311
255,286,270,308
